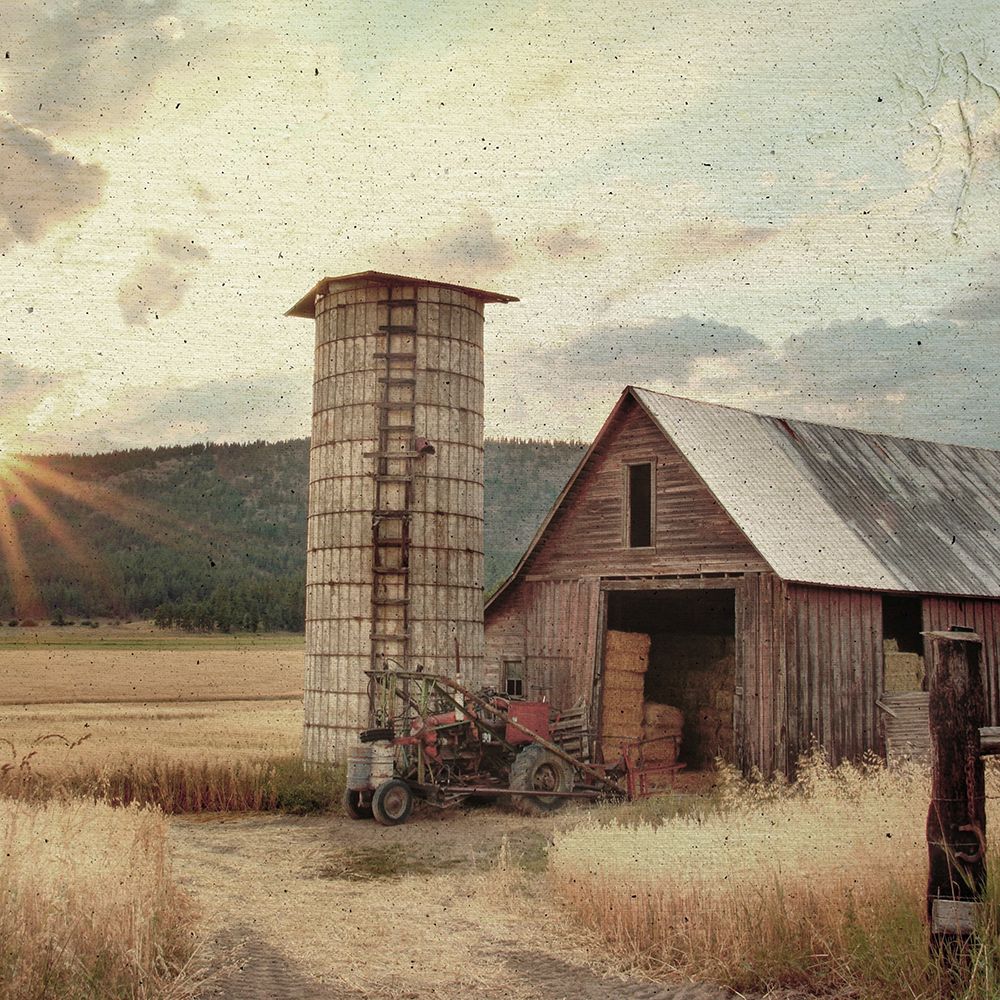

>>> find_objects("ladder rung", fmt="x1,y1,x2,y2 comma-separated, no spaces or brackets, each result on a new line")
373,539,405,547
373,352,417,361
371,632,410,641
385,299,417,308
364,450,421,459
380,423,415,432
374,565,408,574
373,509,412,518
378,325,417,334
378,376,416,386
375,475,412,483
373,597,410,606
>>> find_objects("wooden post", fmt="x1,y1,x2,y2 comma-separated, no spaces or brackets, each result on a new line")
925,626,986,960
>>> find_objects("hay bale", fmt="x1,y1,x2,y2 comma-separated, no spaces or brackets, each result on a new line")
606,671,645,696
884,651,925,694
604,630,650,673
643,701,683,733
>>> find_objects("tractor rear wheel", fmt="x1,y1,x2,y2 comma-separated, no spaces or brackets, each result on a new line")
509,744,574,815
371,778,414,826
343,788,373,820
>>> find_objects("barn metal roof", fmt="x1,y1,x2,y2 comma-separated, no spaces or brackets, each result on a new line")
286,270,518,318
632,387,1000,598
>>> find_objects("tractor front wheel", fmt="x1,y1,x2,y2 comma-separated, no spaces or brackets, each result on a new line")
343,788,373,820
371,778,414,826
509,744,574,815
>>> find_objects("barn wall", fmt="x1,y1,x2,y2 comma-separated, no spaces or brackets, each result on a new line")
923,596,1000,725
525,396,769,580
735,573,787,775
783,584,883,769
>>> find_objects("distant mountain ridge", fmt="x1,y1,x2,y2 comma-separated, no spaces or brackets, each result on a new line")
1,437,585,627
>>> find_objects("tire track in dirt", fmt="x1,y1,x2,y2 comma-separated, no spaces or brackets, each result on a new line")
173,810,737,1000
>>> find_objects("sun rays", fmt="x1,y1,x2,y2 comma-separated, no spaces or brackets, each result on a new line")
0,452,191,619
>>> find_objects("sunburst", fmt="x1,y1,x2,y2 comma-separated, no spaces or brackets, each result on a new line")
0,449,193,620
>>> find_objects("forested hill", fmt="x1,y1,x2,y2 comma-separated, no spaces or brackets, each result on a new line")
0,437,585,628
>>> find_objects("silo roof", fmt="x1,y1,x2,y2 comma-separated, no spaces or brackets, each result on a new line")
286,270,518,318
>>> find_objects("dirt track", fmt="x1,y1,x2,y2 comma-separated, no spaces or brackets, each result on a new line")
171,807,735,1000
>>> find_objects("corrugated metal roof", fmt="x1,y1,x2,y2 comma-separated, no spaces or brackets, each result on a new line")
286,270,518,318
632,387,1000,598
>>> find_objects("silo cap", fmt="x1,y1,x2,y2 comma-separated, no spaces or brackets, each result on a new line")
286,270,519,318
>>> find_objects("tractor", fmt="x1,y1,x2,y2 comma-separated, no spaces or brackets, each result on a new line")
343,668,678,825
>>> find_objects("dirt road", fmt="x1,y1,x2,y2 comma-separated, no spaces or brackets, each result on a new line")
171,806,733,1000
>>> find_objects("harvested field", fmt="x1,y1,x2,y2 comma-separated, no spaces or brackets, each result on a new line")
0,625,303,772
1,699,302,772
0,645,302,705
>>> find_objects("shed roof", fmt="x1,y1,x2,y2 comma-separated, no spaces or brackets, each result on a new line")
489,386,1000,604
286,270,518,318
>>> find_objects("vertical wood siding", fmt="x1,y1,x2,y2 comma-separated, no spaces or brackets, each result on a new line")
736,573,787,775
922,596,1000,725
783,584,882,768
525,397,769,580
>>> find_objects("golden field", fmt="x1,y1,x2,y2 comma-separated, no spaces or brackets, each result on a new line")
0,624,303,772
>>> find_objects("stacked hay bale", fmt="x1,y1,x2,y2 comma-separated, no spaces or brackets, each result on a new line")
883,638,925,693
641,701,683,784
599,630,649,752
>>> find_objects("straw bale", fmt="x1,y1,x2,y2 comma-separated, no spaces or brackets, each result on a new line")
603,630,650,673
605,670,645,695
643,701,683,732
884,652,925,694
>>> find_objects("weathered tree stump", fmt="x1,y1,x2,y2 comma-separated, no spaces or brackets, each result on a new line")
925,627,986,962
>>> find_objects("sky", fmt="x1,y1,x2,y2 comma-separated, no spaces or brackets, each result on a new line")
2,0,1000,453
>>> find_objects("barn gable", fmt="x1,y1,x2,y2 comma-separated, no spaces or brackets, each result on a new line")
490,389,770,607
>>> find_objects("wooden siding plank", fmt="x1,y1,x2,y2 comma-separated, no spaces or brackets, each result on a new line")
523,398,769,581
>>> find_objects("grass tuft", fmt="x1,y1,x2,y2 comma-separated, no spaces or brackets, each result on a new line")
550,748,1000,999
0,750,343,815
0,798,198,1000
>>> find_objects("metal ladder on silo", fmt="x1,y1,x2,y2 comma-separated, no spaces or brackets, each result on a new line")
368,288,418,677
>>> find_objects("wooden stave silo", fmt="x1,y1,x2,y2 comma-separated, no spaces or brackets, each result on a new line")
288,271,516,763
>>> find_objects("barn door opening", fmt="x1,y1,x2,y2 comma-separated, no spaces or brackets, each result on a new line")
602,587,737,770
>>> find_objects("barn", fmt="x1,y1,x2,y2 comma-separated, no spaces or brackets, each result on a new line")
483,386,1000,777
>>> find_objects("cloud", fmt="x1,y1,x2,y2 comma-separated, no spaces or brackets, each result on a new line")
933,263,1000,324
2,0,192,137
542,316,766,382
500,311,1000,448
88,370,313,451
0,116,107,249
384,207,517,282
536,223,602,260
117,232,210,326
653,220,782,265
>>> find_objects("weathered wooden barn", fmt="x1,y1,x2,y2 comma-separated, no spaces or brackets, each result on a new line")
483,386,1000,776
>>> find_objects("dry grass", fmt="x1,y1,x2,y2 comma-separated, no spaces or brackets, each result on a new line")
0,798,199,1000
0,749,342,815
0,699,302,773
550,749,1000,999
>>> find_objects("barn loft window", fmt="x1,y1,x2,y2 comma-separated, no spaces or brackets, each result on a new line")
503,658,525,699
626,462,653,548
882,594,924,654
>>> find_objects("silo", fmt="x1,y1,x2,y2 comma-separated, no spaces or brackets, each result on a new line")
287,271,517,763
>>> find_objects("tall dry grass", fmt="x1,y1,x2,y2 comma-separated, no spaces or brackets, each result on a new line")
0,798,198,1000
550,749,1000,999
0,743,343,815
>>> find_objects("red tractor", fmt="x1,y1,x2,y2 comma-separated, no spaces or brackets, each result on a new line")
344,669,675,825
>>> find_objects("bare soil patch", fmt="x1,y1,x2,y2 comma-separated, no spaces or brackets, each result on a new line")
172,807,736,1000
